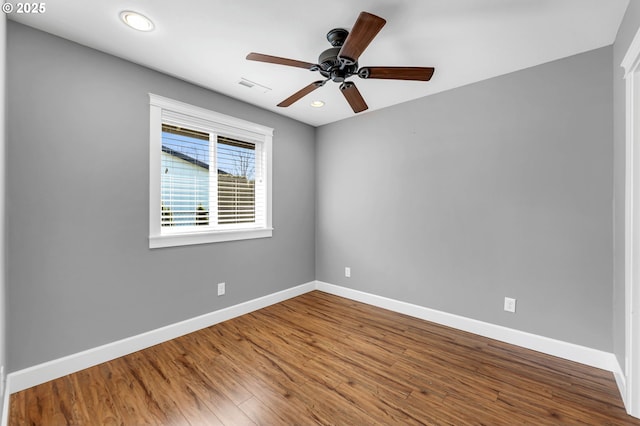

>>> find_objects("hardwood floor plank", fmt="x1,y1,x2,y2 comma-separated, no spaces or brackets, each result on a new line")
7,392,25,425
237,396,293,426
9,291,640,425
287,375,382,425
122,351,219,425
98,359,177,425
191,354,255,406
333,373,423,425
297,356,349,389
167,360,255,426
71,368,122,425
164,377,225,426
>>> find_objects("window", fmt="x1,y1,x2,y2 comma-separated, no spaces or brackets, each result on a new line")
149,94,273,248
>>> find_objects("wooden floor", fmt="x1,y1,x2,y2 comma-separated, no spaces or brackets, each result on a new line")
9,291,640,425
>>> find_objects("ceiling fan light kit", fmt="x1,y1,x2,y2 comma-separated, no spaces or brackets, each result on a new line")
246,11,435,114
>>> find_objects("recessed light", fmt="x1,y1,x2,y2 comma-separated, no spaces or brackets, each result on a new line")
120,11,154,32
310,100,325,108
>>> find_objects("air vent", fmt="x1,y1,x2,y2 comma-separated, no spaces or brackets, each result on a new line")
238,78,272,93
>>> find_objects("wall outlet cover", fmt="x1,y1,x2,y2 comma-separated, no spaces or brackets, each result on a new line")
504,297,516,313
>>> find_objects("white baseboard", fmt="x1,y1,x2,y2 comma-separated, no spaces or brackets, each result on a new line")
4,279,623,407
6,281,315,395
315,281,619,373
1,376,9,426
613,359,627,408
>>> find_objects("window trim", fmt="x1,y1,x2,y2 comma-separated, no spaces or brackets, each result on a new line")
149,94,273,248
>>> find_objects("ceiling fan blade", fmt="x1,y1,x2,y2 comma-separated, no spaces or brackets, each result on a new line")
340,82,368,113
359,66,435,81
338,12,386,64
246,52,317,70
277,80,325,107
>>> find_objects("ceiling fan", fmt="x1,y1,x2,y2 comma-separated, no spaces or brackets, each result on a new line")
246,11,435,114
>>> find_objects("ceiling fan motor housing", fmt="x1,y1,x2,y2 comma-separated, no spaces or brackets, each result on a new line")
318,32,358,83
318,47,358,83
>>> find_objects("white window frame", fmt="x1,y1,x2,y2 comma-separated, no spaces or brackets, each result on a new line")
149,94,273,248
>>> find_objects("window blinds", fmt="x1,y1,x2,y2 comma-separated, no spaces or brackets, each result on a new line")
161,124,265,230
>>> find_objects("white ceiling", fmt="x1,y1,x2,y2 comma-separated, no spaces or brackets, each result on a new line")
8,0,629,127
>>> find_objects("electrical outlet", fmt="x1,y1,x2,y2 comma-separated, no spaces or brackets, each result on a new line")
345,267,351,278
504,297,516,313
217,282,226,296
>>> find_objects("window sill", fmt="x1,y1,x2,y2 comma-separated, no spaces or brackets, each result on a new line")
149,227,273,249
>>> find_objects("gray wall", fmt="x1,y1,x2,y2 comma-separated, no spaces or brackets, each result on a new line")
6,22,316,371
613,1,640,376
316,47,614,350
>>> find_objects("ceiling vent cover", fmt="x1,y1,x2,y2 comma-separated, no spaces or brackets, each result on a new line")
238,78,271,93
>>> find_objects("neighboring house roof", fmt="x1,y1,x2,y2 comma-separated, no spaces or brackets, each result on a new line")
162,145,229,174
